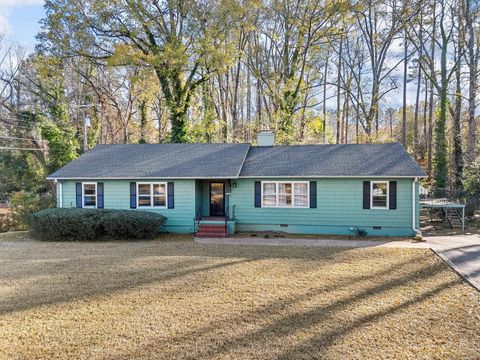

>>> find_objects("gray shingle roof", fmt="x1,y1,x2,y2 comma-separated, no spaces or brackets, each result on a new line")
47,143,251,179
47,142,426,179
239,143,426,177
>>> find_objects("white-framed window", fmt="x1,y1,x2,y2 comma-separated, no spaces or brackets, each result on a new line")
371,181,389,209
137,182,167,208
82,182,97,208
261,181,309,208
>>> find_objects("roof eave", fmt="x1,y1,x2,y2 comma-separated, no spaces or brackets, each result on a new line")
47,174,427,180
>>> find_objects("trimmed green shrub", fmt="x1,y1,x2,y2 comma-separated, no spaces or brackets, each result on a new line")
28,208,166,241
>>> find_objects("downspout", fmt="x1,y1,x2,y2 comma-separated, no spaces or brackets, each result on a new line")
412,177,420,237
58,181,63,208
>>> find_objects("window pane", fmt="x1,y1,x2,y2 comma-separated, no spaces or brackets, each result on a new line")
263,183,276,194
278,195,292,206
153,196,166,207
84,195,96,207
295,195,308,206
294,183,308,195
138,196,151,207
84,184,96,195
262,195,276,206
278,183,292,194
138,184,151,195
372,183,387,196
153,184,166,195
372,196,387,208
372,182,388,208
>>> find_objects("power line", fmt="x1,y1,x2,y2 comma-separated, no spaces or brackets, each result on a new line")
0,123,37,130
0,136,39,141
0,146,46,151
0,118,37,125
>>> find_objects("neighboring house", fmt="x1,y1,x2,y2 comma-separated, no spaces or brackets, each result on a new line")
47,131,426,237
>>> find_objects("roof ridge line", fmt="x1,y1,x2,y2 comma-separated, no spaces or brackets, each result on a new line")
236,144,252,178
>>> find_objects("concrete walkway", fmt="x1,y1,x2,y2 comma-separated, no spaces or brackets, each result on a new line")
195,236,430,249
426,234,480,291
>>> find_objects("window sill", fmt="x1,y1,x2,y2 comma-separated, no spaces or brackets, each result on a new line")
137,206,167,209
260,206,310,209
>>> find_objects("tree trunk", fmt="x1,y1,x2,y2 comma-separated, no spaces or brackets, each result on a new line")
322,46,330,144
344,91,350,144
139,99,147,144
421,74,428,159
413,13,423,159
427,0,437,179
365,80,379,143
452,6,464,191
434,13,449,190
465,0,478,162
335,37,343,144
401,32,408,148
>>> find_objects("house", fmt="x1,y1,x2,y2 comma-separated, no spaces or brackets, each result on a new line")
47,131,426,237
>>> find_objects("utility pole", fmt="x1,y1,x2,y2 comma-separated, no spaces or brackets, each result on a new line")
73,103,94,152
83,116,90,152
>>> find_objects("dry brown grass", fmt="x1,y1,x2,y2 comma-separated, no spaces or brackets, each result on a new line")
0,232,479,359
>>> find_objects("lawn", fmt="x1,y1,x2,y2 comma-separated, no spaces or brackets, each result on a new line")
0,233,479,359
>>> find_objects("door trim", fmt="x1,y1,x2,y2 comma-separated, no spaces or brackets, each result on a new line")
209,181,225,216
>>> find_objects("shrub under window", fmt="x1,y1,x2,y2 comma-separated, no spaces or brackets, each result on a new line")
28,208,166,241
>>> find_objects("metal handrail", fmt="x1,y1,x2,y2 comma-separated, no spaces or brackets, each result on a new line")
224,205,229,236
193,206,202,235
224,205,235,237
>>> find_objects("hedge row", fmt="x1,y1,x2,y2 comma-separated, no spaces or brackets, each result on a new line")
29,208,166,241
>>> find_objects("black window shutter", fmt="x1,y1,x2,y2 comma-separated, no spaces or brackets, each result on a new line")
97,182,104,209
363,181,370,209
254,181,261,207
130,182,136,209
75,182,82,208
167,182,174,209
309,181,317,208
389,181,397,210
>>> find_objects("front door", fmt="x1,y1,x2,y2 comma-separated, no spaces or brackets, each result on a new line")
209,182,225,216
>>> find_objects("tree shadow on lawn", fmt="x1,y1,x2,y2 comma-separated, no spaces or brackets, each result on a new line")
2,239,469,359
0,240,354,316
0,257,253,316
110,252,457,359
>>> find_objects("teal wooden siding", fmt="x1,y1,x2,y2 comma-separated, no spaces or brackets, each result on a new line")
229,178,417,237
59,180,196,233
57,177,419,237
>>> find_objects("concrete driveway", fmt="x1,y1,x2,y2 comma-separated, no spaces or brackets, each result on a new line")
426,234,480,291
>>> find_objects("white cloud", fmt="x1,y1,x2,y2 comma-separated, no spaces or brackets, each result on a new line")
0,0,43,6
0,12,11,34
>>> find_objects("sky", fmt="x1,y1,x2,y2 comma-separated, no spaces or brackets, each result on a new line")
0,0,45,52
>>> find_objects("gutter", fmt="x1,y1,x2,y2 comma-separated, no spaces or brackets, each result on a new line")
46,175,428,181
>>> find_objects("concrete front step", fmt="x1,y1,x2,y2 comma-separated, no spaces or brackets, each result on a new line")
196,224,228,238
199,225,226,230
